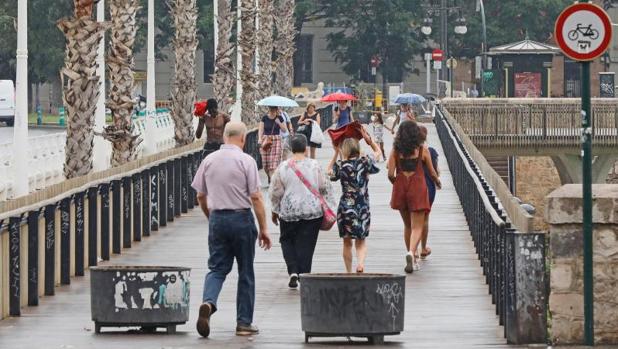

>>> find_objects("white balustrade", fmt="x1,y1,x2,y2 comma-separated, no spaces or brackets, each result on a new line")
1,110,182,201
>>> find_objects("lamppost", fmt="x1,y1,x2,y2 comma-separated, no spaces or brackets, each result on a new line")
13,0,29,197
420,0,467,97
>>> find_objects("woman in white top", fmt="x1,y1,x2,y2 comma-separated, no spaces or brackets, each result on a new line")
391,103,416,133
270,134,335,289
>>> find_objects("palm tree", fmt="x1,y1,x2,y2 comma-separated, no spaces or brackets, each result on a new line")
170,0,198,146
58,0,111,178
239,0,257,123
274,0,296,97
256,0,274,98
213,0,235,113
103,0,142,166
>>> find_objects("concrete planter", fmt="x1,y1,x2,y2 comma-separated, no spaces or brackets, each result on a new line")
300,273,405,344
90,266,191,334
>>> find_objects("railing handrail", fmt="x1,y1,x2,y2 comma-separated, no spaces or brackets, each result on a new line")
437,108,506,228
0,140,205,221
440,107,534,233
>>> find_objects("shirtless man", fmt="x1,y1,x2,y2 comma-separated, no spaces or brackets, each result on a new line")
196,98,231,157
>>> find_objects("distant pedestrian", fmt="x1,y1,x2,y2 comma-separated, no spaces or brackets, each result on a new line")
419,125,439,260
334,100,353,128
279,107,294,160
331,138,380,273
192,122,272,338
269,134,335,289
392,103,415,133
298,103,322,159
369,112,390,159
195,98,231,157
388,121,440,274
259,106,288,184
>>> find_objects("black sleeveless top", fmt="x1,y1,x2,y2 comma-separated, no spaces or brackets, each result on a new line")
398,148,422,172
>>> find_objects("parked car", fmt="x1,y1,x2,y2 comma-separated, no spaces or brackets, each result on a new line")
0,80,15,126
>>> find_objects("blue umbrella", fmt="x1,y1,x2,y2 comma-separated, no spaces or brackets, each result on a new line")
257,95,299,107
395,93,426,105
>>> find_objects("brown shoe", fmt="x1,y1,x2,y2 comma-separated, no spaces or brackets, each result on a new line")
196,303,212,338
235,324,259,336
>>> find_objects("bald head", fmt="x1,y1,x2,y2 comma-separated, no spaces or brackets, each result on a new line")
224,122,247,147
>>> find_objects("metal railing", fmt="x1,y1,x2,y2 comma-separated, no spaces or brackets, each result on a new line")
435,106,547,344
443,99,618,148
0,104,333,320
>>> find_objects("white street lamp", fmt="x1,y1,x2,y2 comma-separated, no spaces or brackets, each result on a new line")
454,17,467,35
12,0,29,196
421,17,433,35
143,0,157,155
93,0,109,170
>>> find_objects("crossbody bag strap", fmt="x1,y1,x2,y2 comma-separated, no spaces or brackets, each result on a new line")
288,160,329,207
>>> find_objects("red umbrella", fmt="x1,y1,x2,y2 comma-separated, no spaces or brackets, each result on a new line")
321,92,357,102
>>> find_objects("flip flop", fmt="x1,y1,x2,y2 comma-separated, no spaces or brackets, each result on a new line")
421,247,432,260
356,265,364,273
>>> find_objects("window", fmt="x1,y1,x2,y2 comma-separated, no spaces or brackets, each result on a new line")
293,35,313,85
564,59,581,97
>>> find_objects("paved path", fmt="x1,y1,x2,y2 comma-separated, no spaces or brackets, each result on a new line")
0,124,515,349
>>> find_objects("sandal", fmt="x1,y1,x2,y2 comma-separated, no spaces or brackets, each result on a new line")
356,265,364,273
421,247,432,260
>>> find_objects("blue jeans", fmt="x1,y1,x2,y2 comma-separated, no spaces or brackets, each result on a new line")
203,209,257,326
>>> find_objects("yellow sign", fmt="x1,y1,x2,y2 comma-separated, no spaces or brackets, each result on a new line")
133,71,147,81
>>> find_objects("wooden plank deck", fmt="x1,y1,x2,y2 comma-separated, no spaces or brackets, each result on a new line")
0,124,517,348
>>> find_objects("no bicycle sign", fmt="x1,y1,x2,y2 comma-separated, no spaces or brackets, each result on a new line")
555,2,612,61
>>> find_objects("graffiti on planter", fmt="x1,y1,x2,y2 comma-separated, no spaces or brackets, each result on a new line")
112,270,190,312
376,282,403,330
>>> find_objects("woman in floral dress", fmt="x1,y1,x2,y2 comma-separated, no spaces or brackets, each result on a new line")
331,138,380,273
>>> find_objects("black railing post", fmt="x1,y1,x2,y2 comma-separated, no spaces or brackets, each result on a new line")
159,164,168,226
27,210,40,306
167,161,174,222
181,156,189,214
122,177,132,248
99,183,111,260
150,167,160,231
44,204,56,296
111,180,121,254
174,158,182,217
132,174,142,242
74,192,85,276
142,171,151,237
88,187,98,267
59,197,71,285
9,215,22,316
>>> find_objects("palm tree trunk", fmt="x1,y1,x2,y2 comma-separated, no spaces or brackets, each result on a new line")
103,0,142,166
256,0,274,98
239,0,257,123
274,0,296,97
170,0,198,146
213,0,235,113
58,1,111,178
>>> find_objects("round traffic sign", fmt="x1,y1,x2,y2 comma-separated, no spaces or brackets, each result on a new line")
555,3,612,61
432,49,444,61
446,58,458,69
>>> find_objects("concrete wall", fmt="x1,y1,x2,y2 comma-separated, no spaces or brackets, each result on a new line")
545,184,618,345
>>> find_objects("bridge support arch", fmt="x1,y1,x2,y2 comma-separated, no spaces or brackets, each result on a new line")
551,155,617,185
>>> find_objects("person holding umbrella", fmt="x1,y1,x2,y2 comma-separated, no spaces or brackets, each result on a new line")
257,96,296,184
334,100,353,128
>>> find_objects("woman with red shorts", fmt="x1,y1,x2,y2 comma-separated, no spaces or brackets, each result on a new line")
388,121,441,274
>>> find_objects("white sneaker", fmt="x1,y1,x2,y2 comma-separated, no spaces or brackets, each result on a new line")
413,259,421,271
405,253,414,274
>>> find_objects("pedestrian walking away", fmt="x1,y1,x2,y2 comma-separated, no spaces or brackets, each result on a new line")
388,121,441,274
191,122,272,338
279,107,294,160
259,106,288,184
195,98,231,158
331,138,380,273
392,103,416,133
327,121,383,176
297,103,322,159
419,125,439,260
269,134,335,289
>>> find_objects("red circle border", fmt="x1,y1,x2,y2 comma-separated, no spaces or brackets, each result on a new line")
554,3,613,61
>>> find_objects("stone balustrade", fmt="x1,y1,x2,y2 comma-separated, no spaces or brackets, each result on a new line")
545,184,618,345
0,111,180,201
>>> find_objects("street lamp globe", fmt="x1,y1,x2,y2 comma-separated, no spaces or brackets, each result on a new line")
421,17,433,35
454,17,467,35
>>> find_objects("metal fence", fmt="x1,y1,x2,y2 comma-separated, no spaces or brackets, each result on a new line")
435,106,547,344
443,99,618,148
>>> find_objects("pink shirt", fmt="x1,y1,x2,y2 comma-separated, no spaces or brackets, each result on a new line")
191,144,261,210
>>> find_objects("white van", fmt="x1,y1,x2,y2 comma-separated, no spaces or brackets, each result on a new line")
0,80,15,126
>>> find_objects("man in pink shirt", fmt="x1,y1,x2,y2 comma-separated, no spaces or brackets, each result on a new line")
191,122,272,338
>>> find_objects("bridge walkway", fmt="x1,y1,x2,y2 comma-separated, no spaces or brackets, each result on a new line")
0,124,516,348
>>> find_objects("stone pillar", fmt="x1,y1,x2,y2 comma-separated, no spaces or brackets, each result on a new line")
545,184,618,345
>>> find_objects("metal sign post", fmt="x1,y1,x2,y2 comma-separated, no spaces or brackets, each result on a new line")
555,2,612,345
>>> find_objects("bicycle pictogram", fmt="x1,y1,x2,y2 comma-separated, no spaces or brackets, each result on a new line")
568,23,600,41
